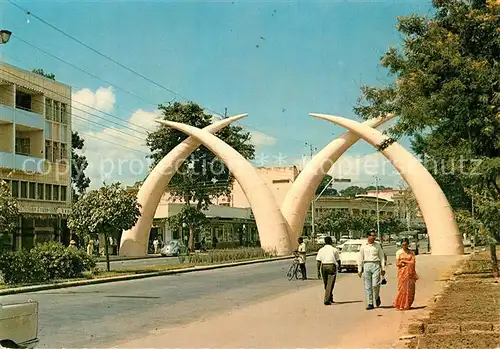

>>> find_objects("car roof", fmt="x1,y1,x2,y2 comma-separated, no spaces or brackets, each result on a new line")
343,239,366,244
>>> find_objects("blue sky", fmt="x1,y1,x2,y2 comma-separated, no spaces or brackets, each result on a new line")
0,0,434,189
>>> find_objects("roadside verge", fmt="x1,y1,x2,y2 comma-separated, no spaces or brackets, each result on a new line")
396,250,500,349
0,253,316,296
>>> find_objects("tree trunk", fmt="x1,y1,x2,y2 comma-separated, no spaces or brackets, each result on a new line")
188,225,195,252
104,231,110,272
490,242,499,278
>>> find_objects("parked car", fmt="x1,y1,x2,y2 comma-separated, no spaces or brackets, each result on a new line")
315,234,327,245
160,240,184,257
0,300,39,349
339,239,364,273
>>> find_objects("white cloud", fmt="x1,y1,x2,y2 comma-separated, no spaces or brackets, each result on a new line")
290,151,402,188
249,130,277,147
79,108,160,189
72,87,116,128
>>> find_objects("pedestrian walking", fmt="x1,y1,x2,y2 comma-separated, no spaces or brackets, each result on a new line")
153,238,159,254
357,231,386,310
316,236,341,305
393,238,419,310
297,237,307,280
87,237,94,256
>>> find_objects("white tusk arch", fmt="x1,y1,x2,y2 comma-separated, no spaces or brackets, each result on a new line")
119,114,247,257
156,120,293,256
282,115,395,242
310,113,463,256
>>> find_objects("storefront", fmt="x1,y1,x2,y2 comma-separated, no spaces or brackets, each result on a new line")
7,203,72,251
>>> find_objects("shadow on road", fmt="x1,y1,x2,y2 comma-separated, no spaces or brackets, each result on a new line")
333,300,363,305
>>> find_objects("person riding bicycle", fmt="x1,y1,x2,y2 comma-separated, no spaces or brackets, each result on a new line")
297,237,307,280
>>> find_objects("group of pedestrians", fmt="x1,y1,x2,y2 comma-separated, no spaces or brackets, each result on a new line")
299,231,419,311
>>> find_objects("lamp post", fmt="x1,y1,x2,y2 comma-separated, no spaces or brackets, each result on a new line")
0,30,12,44
312,177,351,241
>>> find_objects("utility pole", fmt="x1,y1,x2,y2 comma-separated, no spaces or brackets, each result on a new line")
305,142,316,238
375,175,380,238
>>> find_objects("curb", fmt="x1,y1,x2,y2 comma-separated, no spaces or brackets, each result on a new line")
0,253,317,296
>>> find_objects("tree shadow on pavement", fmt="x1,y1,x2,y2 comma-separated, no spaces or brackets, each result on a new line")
333,300,363,305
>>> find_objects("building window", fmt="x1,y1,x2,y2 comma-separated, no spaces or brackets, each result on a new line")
272,179,290,184
53,185,59,201
60,186,67,202
20,181,28,199
29,182,36,199
54,101,61,122
37,183,44,200
61,125,67,142
45,141,53,162
53,143,60,162
61,143,67,162
45,121,52,139
61,103,68,124
15,137,30,156
16,90,32,111
45,184,52,200
45,98,53,120
11,180,19,198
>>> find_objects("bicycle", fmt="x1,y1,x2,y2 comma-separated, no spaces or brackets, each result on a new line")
286,251,303,280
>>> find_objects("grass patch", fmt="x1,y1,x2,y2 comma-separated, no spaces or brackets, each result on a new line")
407,250,500,349
0,248,288,290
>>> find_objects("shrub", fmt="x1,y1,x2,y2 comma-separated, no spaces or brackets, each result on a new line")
184,247,276,264
31,242,97,279
0,249,48,285
0,242,96,285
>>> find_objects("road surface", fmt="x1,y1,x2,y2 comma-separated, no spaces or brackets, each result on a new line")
2,243,401,348
96,256,179,270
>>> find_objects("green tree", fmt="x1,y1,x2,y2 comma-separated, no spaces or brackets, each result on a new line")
339,186,366,197
31,69,91,201
316,175,339,196
0,180,18,251
146,102,255,251
355,0,499,275
67,183,141,271
32,68,55,80
71,132,91,201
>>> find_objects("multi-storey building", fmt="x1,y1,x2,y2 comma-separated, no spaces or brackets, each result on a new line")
0,62,72,251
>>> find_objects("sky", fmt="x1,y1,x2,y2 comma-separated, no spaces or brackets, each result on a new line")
0,0,435,190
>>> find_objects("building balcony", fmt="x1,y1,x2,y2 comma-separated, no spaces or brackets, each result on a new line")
0,105,44,130
0,152,43,172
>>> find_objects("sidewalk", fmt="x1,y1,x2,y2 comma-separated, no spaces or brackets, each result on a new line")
115,254,463,349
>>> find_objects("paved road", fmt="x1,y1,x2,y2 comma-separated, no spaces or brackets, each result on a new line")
3,244,398,348
96,256,179,270
96,242,399,270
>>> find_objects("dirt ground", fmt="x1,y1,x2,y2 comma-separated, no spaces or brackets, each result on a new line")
408,249,500,349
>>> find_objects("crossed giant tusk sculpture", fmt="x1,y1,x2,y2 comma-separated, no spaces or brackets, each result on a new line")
120,113,463,257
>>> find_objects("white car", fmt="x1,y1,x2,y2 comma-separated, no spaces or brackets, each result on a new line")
339,239,364,273
315,234,327,245
0,300,39,348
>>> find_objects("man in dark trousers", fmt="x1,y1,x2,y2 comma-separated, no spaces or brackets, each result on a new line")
297,237,307,280
316,236,341,305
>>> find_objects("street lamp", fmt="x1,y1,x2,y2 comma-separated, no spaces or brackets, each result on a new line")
0,30,12,44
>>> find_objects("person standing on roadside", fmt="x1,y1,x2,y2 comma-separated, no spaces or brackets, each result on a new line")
297,237,307,280
316,236,341,305
358,230,386,310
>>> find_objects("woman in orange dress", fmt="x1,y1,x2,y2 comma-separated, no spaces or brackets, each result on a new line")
393,238,419,310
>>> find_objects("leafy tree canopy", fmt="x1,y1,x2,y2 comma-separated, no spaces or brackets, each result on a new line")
355,0,499,273
146,102,255,251
67,183,140,270
0,180,18,251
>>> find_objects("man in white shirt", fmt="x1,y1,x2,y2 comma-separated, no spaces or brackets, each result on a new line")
358,230,386,310
316,236,341,305
297,237,307,280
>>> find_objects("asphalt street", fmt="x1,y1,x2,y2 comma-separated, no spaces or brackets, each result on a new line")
96,256,179,270
2,243,399,348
